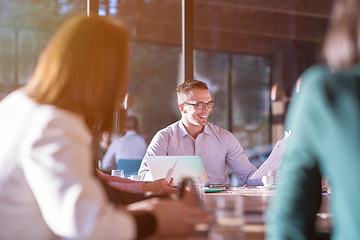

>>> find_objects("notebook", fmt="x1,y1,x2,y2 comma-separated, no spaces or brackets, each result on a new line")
145,156,208,186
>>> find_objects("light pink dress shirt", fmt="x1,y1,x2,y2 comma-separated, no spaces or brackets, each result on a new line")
139,120,262,185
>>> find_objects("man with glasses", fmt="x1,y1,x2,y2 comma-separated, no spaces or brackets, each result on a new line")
138,79,262,185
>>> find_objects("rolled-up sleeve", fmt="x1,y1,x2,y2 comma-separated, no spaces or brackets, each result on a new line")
223,131,261,185
138,130,170,180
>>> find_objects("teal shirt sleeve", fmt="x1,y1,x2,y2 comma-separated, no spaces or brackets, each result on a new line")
267,64,360,240
266,66,330,240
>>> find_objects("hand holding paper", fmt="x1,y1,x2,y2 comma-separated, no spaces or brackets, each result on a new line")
250,131,291,179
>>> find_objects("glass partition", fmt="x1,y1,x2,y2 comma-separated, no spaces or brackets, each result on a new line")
0,0,86,98
128,42,182,142
231,55,271,167
194,49,271,169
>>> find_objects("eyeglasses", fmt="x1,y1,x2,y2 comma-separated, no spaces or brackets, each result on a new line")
183,101,215,110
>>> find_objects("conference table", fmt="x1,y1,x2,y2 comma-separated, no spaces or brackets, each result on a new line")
148,186,332,240
204,186,272,240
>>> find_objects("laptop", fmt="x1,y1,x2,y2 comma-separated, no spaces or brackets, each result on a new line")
145,156,208,186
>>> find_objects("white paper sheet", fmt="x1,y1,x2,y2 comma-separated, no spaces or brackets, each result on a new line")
250,131,291,179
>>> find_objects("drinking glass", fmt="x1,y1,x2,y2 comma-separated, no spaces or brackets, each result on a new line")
111,169,124,178
208,195,244,240
192,177,205,203
262,175,274,187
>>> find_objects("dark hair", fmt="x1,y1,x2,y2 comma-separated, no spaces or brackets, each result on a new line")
322,0,360,70
125,115,139,131
25,15,129,132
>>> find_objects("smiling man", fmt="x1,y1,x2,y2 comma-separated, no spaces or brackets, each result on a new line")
138,79,261,185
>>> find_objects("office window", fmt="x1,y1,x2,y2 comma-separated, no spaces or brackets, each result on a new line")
194,49,271,166
107,0,182,138
194,50,229,129
231,54,271,164
128,42,181,142
0,0,86,98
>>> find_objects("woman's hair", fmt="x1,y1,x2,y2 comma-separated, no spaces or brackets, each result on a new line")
322,0,360,70
25,15,129,132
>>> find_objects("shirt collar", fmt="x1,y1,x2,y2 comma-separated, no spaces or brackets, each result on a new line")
125,130,137,136
203,124,213,135
178,120,214,138
178,120,188,137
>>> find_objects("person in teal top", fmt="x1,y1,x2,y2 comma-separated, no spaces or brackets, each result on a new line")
266,0,360,239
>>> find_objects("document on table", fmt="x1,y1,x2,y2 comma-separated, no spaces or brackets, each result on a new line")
250,131,291,179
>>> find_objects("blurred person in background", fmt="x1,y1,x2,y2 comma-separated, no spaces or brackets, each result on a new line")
99,116,173,196
98,130,112,162
0,15,209,240
102,115,147,170
267,0,360,239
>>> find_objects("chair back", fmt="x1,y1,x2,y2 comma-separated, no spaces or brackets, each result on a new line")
116,159,142,178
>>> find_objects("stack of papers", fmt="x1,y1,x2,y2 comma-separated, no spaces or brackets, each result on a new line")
250,131,291,179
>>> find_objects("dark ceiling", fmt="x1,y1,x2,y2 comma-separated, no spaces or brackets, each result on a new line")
117,0,334,93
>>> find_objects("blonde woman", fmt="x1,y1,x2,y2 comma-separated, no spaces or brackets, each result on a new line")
0,15,208,240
